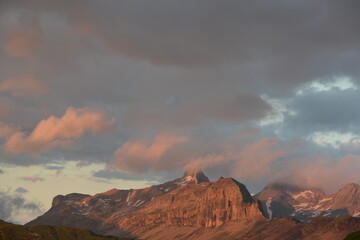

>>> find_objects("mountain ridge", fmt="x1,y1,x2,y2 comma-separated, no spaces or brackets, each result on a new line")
256,181,360,222
26,171,360,239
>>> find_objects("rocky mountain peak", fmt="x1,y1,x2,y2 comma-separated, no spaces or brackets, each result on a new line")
182,170,210,184
339,183,359,193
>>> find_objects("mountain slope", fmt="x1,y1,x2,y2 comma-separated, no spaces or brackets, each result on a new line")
26,172,360,240
119,177,264,229
115,216,360,240
27,171,212,236
0,219,130,240
27,172,265,238
256,182,360,222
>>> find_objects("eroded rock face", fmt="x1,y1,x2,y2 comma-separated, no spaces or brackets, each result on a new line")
27,171,213,233
119,178,265,228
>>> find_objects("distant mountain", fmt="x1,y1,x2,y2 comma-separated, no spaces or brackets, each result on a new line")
255,182,360,222
27,171,265,237
27,171,214,236
26,171,360,239
0,219,130,240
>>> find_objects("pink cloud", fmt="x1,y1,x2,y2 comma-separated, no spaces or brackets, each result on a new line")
275,154,360,193
231,138,286,181
18,176,45,182
0,77,48,97
4,28,41,58
109,134,187,173
4,106,116,155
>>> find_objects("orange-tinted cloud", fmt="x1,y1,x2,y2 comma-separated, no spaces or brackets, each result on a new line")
277,155,360,193
4,106,116,155
109,134,187,173
18,176,45,182
71,23,98,36
0,77,48,97
232,138,286,181
4,28,41,58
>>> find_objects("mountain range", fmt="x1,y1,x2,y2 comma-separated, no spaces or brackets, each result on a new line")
256,182,360,222
26,171,360,240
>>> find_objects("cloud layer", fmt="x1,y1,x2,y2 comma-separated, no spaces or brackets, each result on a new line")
0,0,359,198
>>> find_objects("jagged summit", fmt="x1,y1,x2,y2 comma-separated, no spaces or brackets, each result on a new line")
182,170,210,184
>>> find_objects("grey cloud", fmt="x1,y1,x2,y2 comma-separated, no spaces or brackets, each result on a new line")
93,170,161,182
0,169,3,174
15,187,28,193
0,189,43,224
0,0,359,188
43,165,64,171
282,87,360,138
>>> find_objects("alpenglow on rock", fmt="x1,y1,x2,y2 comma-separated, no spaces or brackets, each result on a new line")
27,171,264,237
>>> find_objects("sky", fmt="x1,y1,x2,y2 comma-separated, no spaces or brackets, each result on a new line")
0,0,360,224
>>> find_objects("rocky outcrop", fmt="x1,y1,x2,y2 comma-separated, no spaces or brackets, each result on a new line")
119,177,264,229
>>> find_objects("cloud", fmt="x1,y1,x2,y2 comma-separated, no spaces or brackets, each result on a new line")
15,187,28,194
0,77,48,97
275,155,360,193
0,169,3,174
18,176,45,182
0,0,359,192
0,189,43,224
231,138,286,181
4,28,41,58
0,121,18,139
108,132,286,179
93,169,159,182
109,134,187,173
0,97,17,117
3,106,116,155
43,165,64,171
307,131,359,149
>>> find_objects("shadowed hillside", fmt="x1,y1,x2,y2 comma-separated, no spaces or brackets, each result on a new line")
0,220,132,240
344,230,360,240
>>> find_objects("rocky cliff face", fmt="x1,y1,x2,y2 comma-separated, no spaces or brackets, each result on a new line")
27,171,210,235
26,173,360,240
119,177,264,229
27,172,265,238
256,182,360,222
